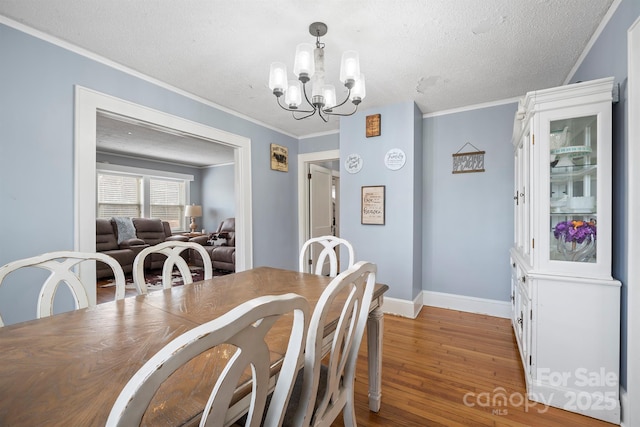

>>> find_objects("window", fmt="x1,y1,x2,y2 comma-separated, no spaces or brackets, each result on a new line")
97,173,142,218
97,164,193,232
150,178,185,230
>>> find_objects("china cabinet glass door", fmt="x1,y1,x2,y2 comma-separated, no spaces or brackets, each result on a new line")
549,115,598,264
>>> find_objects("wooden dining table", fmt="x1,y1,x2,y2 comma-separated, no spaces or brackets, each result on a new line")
0,266,388,426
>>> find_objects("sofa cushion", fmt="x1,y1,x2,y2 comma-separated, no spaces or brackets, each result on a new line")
96,218,119,251
113,217,137,244
132,218,167,245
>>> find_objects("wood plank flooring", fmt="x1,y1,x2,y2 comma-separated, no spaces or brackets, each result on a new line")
336,306,616,427
97,285,617,426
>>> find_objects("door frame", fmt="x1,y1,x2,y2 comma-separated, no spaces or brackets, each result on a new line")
75,86,253,304
625,15,640,427
297,149,340,251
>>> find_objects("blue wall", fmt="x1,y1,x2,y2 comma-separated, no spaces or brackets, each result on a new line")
0,22,299,324
423,103,517,301
339,102,422,301
298,132,340,153
201,164,235,231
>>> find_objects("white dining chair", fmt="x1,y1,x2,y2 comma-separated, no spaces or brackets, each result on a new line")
132,240,213,294
286,261,377,427
106,293,310,427
299,236,355,277
0,251,126,327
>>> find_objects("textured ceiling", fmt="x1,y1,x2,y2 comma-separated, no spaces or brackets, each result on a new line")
0,0,615,163
96,114,235,167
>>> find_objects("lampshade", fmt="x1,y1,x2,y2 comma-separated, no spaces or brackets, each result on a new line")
339,51,360,85
268,62,288,94
350,74,366,103
322,85,336,109
293,43,315,79
184,204,202,218
285,80,302,108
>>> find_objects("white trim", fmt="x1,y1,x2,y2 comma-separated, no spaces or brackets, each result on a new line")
0,15,296,139
621,386,629,427
75,86,253,305
297,150,340,250
298,129,340,140
380,291,511,319
96,149,220,170
625,15,640,427
381,295,423,319
422,290,511,319
422,96,521,118
96,162,194,181
564,0,623,84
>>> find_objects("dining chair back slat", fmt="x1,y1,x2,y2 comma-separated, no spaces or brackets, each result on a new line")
289,261,377,427
132,240,213,294
0,251,126,326
107,293,310,427
299,236,355,277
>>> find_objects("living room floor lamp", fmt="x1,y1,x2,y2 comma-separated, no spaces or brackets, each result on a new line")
184,204,202,233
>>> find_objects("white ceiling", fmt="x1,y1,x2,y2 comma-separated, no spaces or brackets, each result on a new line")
96,114,235,167
0,0,616,164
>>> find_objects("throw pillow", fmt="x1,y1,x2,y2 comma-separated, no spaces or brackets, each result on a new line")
113,217,137,244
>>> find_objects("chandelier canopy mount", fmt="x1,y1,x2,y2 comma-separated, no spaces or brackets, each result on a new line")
268,22,366,122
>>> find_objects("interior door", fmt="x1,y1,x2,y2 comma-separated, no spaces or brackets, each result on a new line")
308,163,333,274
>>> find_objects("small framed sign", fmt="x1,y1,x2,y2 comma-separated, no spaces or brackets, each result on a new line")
270,143,288,172
452,142,485,174
366,114,381,138
361,185,385,225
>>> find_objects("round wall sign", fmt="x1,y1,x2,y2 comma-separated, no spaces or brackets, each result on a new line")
384,148,406,170
344,153,363,174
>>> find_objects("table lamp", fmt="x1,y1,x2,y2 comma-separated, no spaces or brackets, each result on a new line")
184,204,202,233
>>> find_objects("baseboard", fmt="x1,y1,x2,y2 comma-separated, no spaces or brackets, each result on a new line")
381,294,423,319
381,291,512,319
422,290,511,319
620,386,628,427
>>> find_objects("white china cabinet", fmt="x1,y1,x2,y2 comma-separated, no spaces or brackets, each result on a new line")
510,77,620,424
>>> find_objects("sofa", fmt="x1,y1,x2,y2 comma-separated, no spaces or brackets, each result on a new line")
190,218,236,272
96,217,188,279
96,218,147,279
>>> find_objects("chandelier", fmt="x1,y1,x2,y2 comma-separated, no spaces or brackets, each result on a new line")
268,22,366,122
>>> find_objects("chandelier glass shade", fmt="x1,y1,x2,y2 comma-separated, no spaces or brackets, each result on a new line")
268,22,366,122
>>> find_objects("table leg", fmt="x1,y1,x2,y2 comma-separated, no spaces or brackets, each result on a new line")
367,301,383,412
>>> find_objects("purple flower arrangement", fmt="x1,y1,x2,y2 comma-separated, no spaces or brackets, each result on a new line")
553,220,597,243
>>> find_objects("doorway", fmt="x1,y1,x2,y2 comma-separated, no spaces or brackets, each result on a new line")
75,86,253,304
297,150,341,273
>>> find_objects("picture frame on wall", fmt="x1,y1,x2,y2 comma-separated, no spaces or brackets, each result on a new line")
270,143,288,172
361,185,385,225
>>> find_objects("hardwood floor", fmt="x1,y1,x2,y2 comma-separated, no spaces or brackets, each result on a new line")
336,306,616,427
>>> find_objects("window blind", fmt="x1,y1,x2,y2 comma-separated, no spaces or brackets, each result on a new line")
150,178,186,230
97,173,142,219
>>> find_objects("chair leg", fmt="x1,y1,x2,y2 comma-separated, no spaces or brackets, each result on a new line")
343,392,357,427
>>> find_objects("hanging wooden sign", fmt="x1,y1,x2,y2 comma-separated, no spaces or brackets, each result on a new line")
452,142,485,174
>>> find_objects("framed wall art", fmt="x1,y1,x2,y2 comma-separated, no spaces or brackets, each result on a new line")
361,185,385,225
270,143,288,172
366,114,381,138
